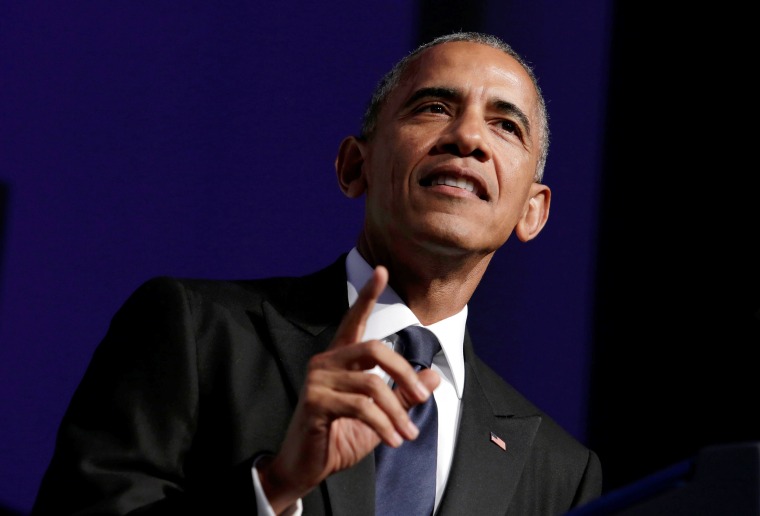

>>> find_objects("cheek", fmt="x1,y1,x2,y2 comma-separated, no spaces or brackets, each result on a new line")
493,173,535,225
494,151,537,192
367,126,437,193
396,125,436,159
379,147,420,191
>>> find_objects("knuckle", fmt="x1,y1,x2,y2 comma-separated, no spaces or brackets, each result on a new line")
302,370,329,400
364,373,387,394
307,352,331,370
351,394,375,415
300,387,321,412
364,339,385,356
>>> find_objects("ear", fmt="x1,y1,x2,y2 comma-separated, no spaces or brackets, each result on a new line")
335,136,368,198
515,183,551,242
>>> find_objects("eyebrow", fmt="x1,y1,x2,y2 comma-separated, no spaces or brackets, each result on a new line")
402,86,532,138
402,86,459,108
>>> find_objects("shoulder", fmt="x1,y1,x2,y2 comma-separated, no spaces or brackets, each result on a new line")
111,275,289,332
118,253,349,326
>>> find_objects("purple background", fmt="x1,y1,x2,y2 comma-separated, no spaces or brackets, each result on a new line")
2,1,610,513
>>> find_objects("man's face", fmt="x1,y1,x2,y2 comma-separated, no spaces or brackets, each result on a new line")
356,41,546,261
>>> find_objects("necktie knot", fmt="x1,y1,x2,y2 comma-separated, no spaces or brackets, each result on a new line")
396,325,441,370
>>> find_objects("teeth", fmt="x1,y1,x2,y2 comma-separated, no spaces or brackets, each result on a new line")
433,175,475,193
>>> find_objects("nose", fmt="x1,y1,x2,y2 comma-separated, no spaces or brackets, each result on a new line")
434,110,492,161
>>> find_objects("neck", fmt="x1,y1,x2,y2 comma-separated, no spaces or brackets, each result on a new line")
356,234,494,325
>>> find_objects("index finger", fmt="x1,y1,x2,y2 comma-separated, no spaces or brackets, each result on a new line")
331,265,388,348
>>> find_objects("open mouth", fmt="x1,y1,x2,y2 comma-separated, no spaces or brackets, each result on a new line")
420,174,487,200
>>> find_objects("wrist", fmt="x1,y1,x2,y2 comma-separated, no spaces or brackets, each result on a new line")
256,454,308,515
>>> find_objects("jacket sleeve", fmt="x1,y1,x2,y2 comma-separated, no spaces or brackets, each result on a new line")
30,277,259,515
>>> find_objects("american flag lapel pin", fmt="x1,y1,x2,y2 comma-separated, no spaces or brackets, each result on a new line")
490,432,507,451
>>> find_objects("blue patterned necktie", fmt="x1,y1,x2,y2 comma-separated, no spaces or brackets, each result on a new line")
374,325,441,516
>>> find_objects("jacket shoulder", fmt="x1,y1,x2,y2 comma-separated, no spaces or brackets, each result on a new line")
129,253,349,323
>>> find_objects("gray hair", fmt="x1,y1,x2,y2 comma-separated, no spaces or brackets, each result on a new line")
360,31,550,183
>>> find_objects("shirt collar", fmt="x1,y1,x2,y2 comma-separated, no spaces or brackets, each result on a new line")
345,247,466,398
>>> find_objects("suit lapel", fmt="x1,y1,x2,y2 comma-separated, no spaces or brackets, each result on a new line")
254,255,376,515
436,335,542,516
262,301,335,401
258,255,348,399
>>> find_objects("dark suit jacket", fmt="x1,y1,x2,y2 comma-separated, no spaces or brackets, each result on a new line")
32,254,602,515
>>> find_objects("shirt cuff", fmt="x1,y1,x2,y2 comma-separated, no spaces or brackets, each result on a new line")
251,457,303,516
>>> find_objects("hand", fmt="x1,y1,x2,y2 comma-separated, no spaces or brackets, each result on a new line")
257,266,441,514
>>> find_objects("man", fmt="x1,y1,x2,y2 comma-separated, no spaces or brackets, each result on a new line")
32,31,602,515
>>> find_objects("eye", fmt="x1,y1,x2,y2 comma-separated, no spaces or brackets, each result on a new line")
416,103,447,114
498,119,519,134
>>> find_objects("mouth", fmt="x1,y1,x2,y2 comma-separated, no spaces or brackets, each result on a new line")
420,173,488,200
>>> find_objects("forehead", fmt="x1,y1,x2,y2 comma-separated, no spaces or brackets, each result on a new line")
388,41,539,117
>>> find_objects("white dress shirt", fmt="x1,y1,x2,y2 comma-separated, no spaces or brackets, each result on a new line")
252,248,467,515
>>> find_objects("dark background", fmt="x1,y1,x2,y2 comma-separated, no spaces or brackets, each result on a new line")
1,1,757,514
